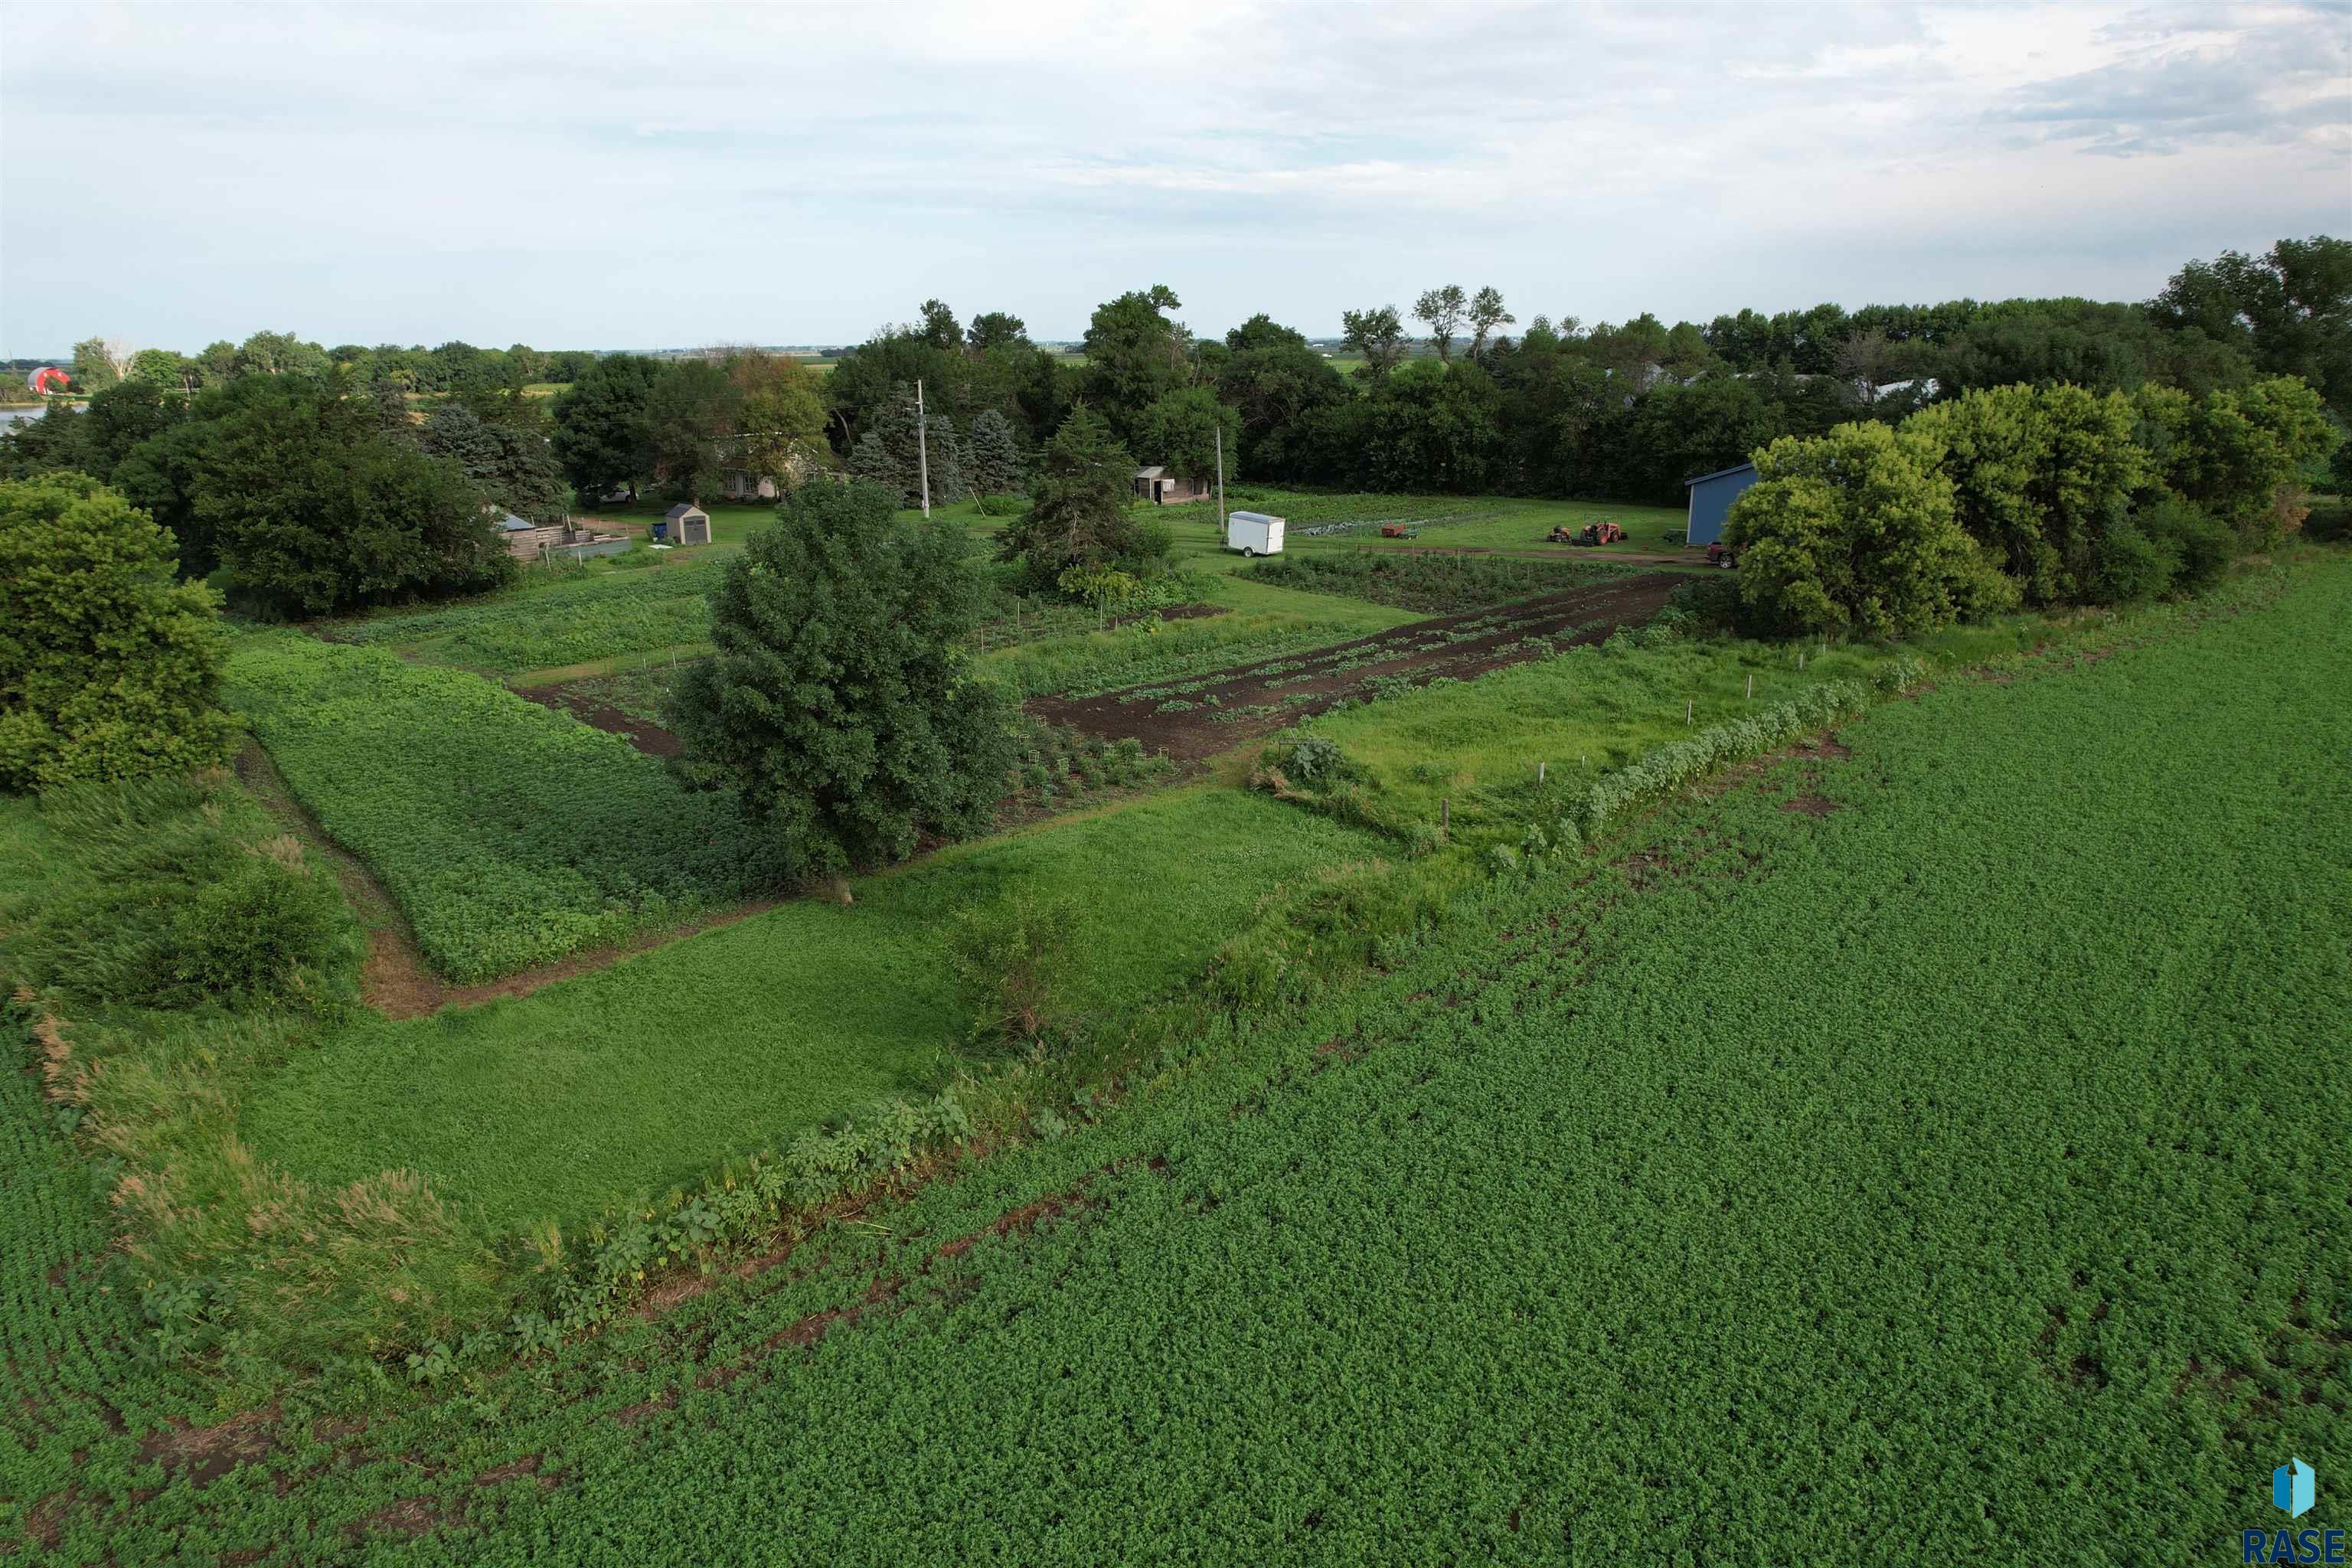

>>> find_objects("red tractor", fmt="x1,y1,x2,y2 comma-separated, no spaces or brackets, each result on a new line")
1707,541,1740,569
1550,520,1625,547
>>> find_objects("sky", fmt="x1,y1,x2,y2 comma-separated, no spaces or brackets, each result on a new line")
2,1,2347,357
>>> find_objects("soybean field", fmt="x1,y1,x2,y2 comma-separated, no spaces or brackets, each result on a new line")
28,549,2347,1563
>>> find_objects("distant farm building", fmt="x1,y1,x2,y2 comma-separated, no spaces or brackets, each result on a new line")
664,503,712,546
494,511,565,560
1132,466,1210,505
1683,462,1759,547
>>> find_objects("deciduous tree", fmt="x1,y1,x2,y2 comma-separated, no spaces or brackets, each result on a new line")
1725,421,2016,638
1466,286,1514,359
1341,305,1408,379
0,473,240,789
551,354,661,502
668,479,1012,873
1414,285,1468,361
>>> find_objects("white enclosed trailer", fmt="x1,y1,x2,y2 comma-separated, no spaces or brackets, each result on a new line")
1225,510,1285,557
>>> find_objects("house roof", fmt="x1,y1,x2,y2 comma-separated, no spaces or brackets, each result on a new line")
1683,462,1759,488
1132,466,1167,479
665,503,704,519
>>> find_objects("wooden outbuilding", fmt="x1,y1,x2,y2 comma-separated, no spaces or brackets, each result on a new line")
1132,466,1210,505
665,502,713,546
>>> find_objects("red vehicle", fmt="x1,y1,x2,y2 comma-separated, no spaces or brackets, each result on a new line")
1550,520,1624,547
1707,541,1740,569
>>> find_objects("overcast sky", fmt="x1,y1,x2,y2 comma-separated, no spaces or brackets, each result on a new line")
2,2,2347,357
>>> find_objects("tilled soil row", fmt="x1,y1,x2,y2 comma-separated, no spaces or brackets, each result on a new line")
1028,572,1681,760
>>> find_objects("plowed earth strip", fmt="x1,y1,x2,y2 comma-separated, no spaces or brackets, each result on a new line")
1027,572,1681,760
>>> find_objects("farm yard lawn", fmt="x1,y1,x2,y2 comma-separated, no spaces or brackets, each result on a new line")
237,785,1389,1230
64,553,2350,1562
1217,485,1690,557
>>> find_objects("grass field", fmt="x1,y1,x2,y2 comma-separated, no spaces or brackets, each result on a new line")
238,786,1389,1228
16,550,2341,1561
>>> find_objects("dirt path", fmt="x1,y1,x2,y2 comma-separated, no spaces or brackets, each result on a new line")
1383,544,1707,568
1030,572,1681,762
511,684,682,756
236,740,778,1020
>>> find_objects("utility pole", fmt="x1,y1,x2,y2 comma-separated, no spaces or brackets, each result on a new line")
1215,424,1226,540
915,379,931,518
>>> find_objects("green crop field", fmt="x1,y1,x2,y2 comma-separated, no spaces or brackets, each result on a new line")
227,635,792,979
325,558,725,678
11,550,2340,1562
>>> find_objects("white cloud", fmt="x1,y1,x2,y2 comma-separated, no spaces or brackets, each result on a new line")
0,1,2344,352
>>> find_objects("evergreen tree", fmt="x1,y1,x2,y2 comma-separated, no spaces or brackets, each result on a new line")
995,407,1148,590
966,409,1027,495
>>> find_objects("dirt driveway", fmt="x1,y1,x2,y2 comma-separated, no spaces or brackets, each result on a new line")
1029,572,1681,761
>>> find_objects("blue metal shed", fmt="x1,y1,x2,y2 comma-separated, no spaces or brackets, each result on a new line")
1683,462,1759,547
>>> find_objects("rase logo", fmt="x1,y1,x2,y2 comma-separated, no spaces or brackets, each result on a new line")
2243,1459,2342,1565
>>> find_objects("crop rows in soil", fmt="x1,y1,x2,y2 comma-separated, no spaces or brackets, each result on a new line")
1028,572,1681,760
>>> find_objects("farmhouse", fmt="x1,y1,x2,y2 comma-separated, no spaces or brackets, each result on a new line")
1132,466,1210,505
721,469,779,501
664,502,713,546
1683,462,1759,547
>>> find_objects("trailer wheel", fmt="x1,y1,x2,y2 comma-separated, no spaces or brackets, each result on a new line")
1241,546,1256,558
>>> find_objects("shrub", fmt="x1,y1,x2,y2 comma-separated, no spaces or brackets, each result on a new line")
946,893,1079,1043
2135,495,2236,593
1726,423,2017,639
973,492,1025,517
0,473,242,791
1667,572,1743,632
1280,735,1350,789
1056,563,1143,616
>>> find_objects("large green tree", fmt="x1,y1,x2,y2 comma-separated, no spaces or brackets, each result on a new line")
1413,285,1467,360
2134,377,2335,544
1132,385,1240,485
728,351,831,492
1724,421,2017,638
1341,305,1408,379
116,374,511,615
667,480,1012,872
2153,236,2351,416
550,354,661,502
643,361,743,503
0,473,240,790
1081,286,1191,439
